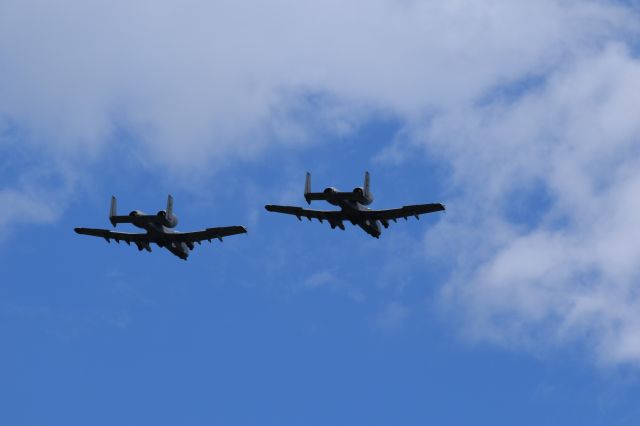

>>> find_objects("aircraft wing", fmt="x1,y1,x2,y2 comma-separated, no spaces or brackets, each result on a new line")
265,205,345,223
74,228,149,243
168,226,247,243
365,203,445,222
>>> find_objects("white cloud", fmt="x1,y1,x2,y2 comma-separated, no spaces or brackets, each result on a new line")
424,43,640,365
0,188,57,228
0,0,629,167
0,169,76,238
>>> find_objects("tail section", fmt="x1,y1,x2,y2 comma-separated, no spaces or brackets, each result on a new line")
161,194,178,228
304,172,312,205
167,195,174,218
108,196,132,226
301,171,373,205
109,196,117,227
364,171,370,200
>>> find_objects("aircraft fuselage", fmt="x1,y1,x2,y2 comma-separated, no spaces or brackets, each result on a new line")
326,197,382,238
129,212,190,259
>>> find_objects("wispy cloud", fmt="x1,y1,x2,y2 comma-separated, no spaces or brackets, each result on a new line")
300,269,366,303
375,301,411,332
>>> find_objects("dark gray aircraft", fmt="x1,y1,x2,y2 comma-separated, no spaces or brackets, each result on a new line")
265,172,445,238
75,195,247,260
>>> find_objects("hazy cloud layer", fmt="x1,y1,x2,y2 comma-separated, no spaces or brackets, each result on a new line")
1,0,639,363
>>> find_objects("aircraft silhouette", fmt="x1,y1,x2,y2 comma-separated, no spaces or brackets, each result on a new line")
265,172,444,238
75,195,247,260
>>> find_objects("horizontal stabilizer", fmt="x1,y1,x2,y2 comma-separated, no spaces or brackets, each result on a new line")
109,215,136,226
304,191,368,204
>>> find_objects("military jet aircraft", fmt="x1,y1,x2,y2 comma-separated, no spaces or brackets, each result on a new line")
75,195,247,260
265,172,444,238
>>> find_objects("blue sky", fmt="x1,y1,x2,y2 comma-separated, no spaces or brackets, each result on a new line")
5,123,640,426
2,1,640,425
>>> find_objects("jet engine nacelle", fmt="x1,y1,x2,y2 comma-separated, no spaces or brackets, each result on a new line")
322,187,340,205
157,210,179,228
353,187,374,205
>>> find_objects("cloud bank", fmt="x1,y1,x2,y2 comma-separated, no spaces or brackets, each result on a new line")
426,43,640,365
1,0,629,166
1,0,639,363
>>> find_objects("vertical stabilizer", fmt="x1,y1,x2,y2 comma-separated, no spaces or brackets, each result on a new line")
364,171,370,199
304,172,312,204
167,195,174,217
109,196,117,227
